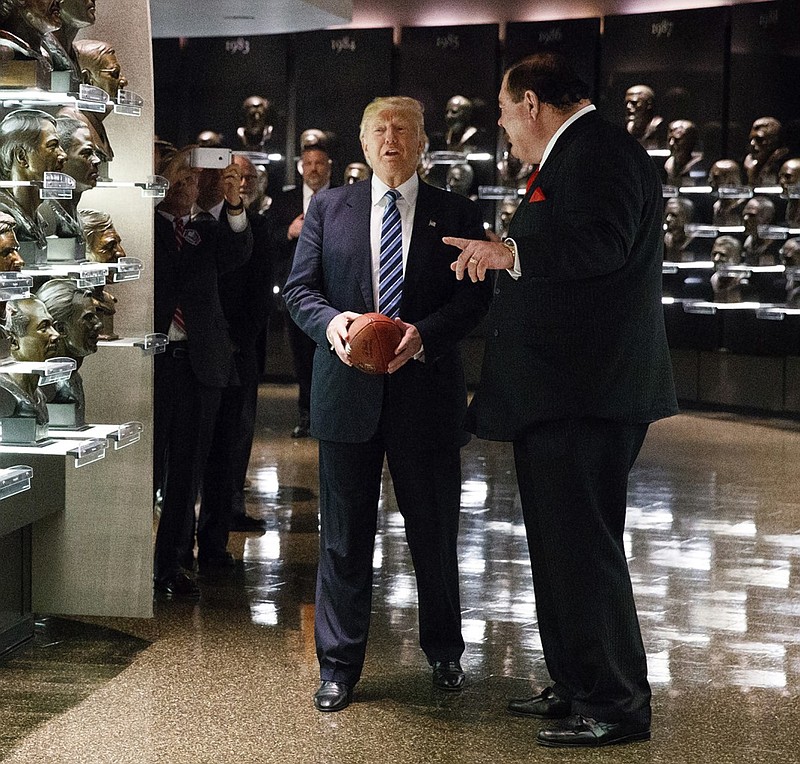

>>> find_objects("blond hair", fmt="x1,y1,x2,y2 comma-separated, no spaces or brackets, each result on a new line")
359,96,427,145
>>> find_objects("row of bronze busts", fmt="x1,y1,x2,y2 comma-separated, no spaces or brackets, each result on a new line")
625,84,794,188
0,108,126,266
0,278,105,441
1,0,129,163
663,236,800,306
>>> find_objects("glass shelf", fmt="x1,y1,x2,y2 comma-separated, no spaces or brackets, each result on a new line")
0,356,76,384
0,465,32,500
20,262,109,288
0,273,33,301
0,85,145,116
107,257,143,283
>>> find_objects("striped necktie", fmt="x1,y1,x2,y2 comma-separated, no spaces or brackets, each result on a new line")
378,189,403,318
171,216,187,336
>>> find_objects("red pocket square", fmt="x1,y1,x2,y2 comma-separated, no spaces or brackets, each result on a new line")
530,187,546,203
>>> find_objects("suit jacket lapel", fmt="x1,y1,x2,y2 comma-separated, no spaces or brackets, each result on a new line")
343,181,375,311
404,179,437,304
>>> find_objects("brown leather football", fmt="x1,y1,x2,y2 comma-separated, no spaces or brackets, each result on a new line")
346,312,403,374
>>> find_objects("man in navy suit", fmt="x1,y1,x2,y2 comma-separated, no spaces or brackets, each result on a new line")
447,54,678,747
284,96,491,712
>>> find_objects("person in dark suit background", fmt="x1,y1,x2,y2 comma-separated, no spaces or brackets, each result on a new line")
197,156,274,539
152,146,252,600
284,96,491,712
446,54,678,748
270,143,333,437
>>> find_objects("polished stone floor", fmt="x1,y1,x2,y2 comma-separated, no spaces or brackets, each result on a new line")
2,384,800,763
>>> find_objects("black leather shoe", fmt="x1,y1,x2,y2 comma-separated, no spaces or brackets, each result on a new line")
229,514,267,532
291,413,310,438
153,571,200,600
508,686,571,718
537,714,650,748
313,681,352,712
431,660,465,691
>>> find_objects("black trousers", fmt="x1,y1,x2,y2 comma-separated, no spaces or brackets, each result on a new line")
201,345,260,537
315,423,465,685
285,315,315,415
153,349,222,578
513,417,651,727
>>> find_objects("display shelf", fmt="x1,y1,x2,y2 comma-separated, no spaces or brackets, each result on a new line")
478,185,525,200
107,257,143,282
48,421,143,451
0,84,145,115
98,333,168,356
0,465,32,503
0,170,76,200
96,175,168,198
0,435,150,617
20,262,109,287
0,356,76,385
0,272,32,300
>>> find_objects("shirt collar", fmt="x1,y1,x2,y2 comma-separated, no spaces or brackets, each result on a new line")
539,103,596,169
371,172,419,208
157,209,189,225
303,182,329,199
191,200,224,221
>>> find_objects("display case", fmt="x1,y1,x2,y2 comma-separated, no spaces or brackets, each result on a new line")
0,464,35,656
0,0,155,623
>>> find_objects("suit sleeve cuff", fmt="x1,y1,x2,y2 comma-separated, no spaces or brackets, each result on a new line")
226,210,248,232
504,238,522,279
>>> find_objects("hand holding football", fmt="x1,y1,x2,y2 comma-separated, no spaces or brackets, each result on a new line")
346,313,404,374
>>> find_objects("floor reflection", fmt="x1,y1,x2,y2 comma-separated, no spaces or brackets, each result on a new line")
2,387,800,762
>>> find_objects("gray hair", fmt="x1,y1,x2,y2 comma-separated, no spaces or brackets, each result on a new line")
0,109,57,178
36,278,94,327
0,211,16,235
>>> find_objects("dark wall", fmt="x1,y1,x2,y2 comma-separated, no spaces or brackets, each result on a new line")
504,18,601,99
292,28,393,181
730,0,800,160
598,7,728,164
152,0,800,191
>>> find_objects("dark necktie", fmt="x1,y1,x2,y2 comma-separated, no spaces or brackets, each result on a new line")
171,216,187,335
378,189,403,318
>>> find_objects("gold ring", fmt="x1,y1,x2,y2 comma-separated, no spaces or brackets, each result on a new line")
469,257,478,264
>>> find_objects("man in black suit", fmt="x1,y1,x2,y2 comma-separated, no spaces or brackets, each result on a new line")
271,144,332,437
447,54,678,747
284,96,491,712
152,147,252,600
197,158,274,542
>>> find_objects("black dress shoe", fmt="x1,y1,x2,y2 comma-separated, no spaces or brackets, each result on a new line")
291,413,310,438
313,680,352,712
154,571,200,600
508,686,571,718
431,660,465,691
537,714,650,748
229,514,267,532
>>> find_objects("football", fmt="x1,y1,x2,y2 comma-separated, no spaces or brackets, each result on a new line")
346,312,404,374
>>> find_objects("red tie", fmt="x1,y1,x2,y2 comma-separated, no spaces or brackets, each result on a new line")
172,217,187,335
525,168,540,195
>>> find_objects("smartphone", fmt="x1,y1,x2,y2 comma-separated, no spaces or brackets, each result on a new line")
190,147,233,168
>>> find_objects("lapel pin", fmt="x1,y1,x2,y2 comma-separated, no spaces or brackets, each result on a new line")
429,220,436,227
